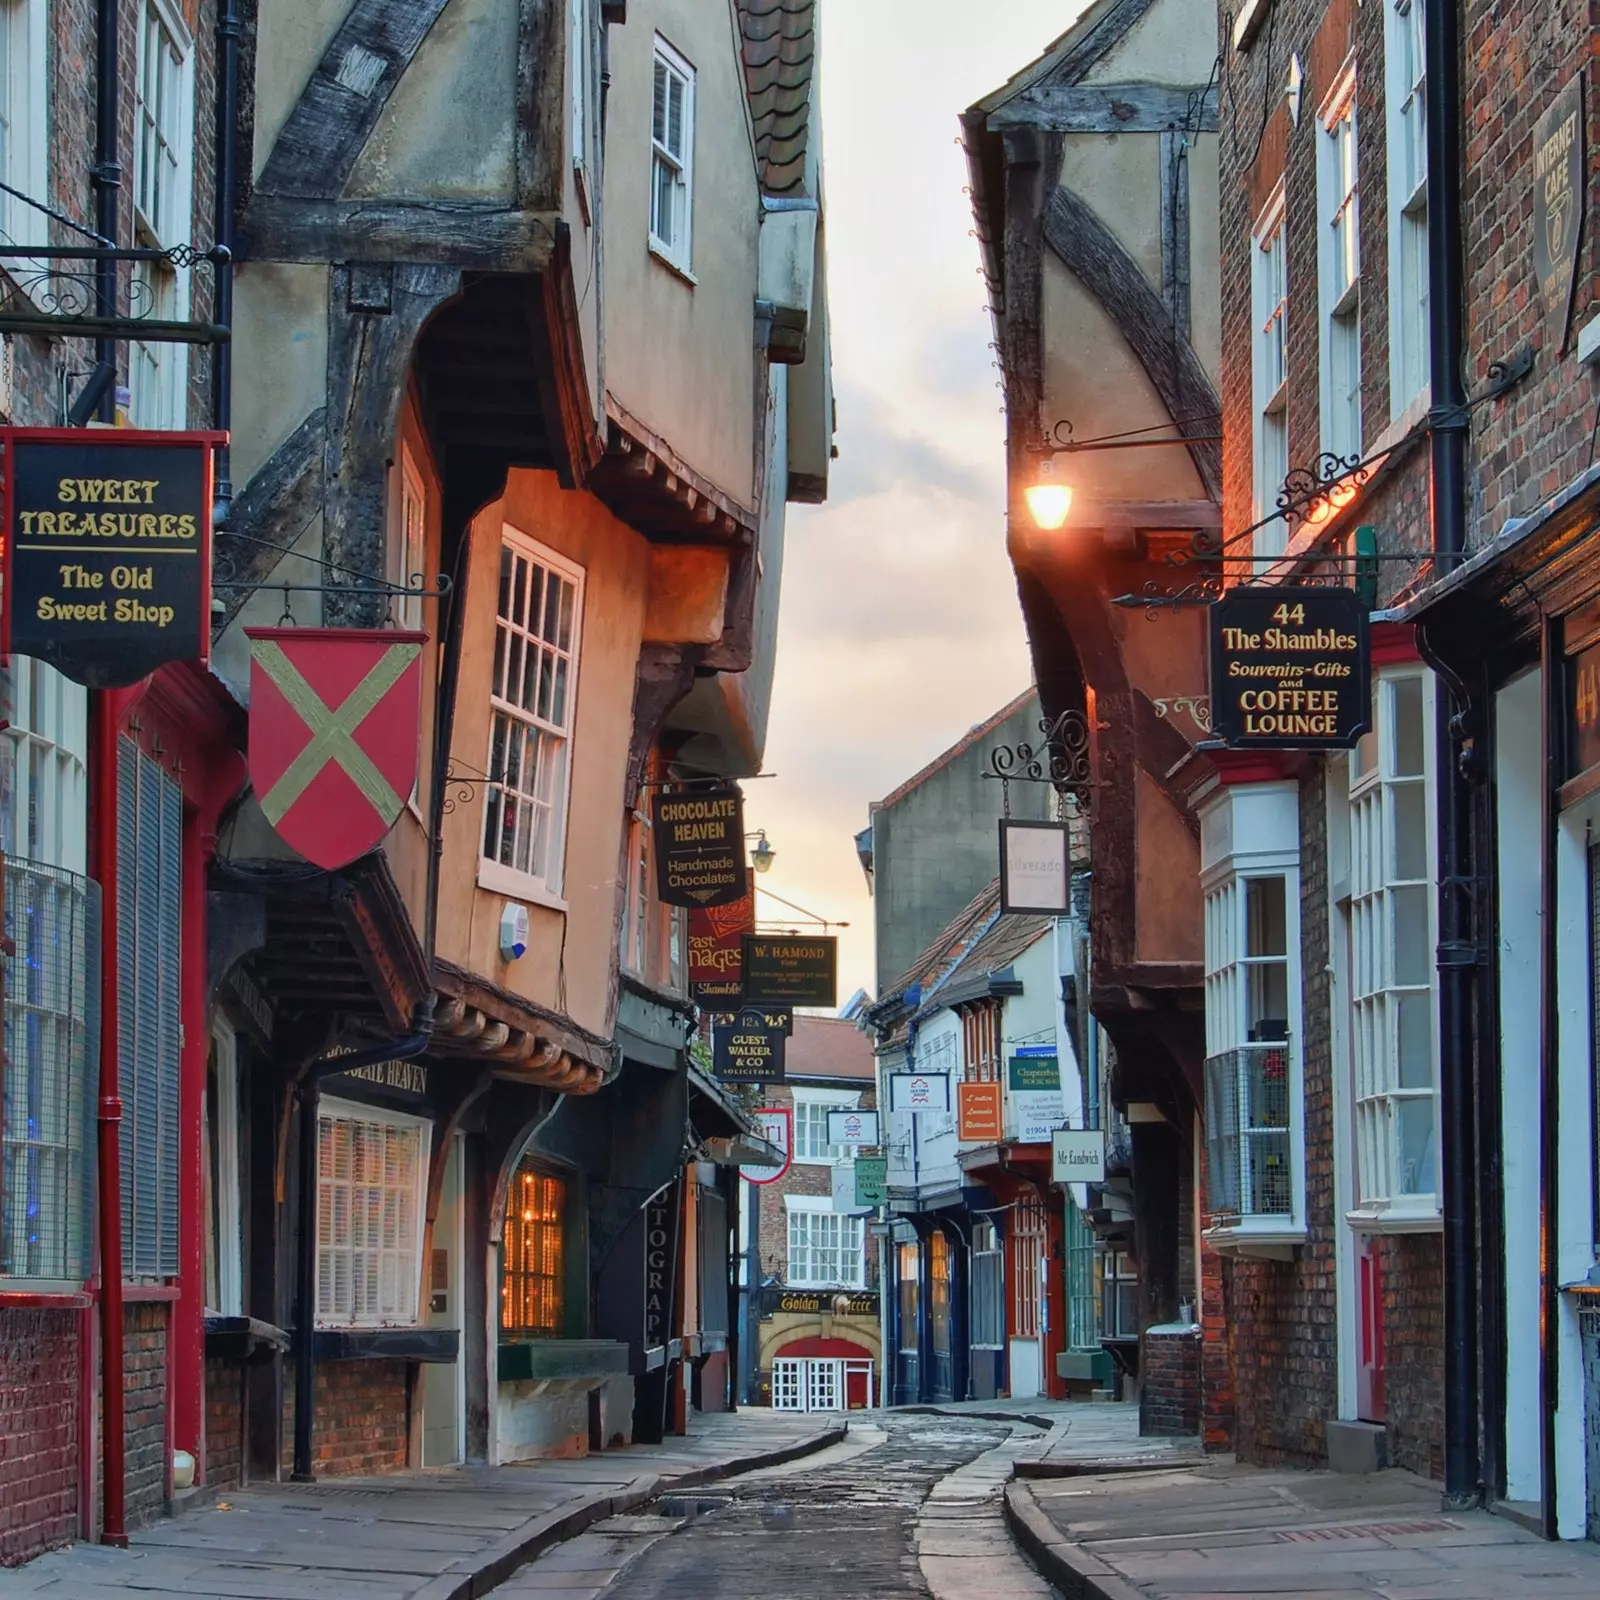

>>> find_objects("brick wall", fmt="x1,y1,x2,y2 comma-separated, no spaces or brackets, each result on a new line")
1380,1234,1445,1480
204,1358,244,1492
0,1310,80,1566
1140,1329,1201,1438
124,1302,169,1529
282,1361,412,1478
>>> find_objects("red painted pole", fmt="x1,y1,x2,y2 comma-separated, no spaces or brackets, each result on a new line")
93,689,128,1547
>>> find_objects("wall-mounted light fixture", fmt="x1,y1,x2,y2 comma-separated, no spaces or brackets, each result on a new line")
746,829,776,874
1022,417,1221,531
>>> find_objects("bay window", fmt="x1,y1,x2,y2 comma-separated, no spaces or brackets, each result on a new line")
1201,780,1305,1253
1347,669,1439,1226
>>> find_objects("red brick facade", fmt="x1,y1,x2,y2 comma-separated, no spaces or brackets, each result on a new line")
282,1362,413,1479
204,1359,244,1492
123,1303,170,1528
0,1311,80,1566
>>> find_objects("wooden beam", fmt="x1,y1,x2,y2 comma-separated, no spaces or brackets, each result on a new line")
530,221,605,487
1159,129,1192,335
240,197,558,269
256,0,453,199
1050,0,1162,87
989,82,1219,134
1042,184,1220,502
517,0,566,210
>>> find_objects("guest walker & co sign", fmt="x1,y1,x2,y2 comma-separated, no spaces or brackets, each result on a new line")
3,429,221,687
1209,586,1370,749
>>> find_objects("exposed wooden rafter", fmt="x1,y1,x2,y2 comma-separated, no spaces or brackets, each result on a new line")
987,82,1220,133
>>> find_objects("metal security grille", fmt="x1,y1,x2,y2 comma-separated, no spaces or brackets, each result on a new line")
2,859,95,1280
1204,1042,1292,1220
118,739,181,1278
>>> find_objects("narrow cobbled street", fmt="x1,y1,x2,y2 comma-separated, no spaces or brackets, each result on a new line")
495,1415,1056,1600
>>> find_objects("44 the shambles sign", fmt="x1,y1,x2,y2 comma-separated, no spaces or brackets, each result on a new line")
742,935,838,1007
4,428,219,687
652,786,746,908
1209,587,1370,749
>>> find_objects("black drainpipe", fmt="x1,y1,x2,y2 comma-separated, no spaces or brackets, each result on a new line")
1423,0,1479,1512
212,0,243,515
90,0,121,420
290,1018,433,1481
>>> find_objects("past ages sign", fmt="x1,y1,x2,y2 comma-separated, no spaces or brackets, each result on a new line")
5,429,218,688
1209,586,1370,750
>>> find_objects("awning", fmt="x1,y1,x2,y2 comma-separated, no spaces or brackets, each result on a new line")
687,1066,783,1166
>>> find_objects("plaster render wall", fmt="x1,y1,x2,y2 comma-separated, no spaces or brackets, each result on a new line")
603,0,761,504
249,0,347,181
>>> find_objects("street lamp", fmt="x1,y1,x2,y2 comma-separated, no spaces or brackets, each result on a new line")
747,829,776,874
1023,455,1073,531
1022,417,1223,531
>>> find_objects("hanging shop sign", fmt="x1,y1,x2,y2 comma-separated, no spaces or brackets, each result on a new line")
643,1182,682,1351
1567,632,1600,778
1008,1050,1065,1144
710,1006,790,1082
1052,1129,1107,1185
853,1155,889,1208
3,428,221,687
831,1159,872,1214
742,1107,793,1185
826,1107,880,1148
1208,586,1370,749
760,1286,880,1318
652,786,747,908
889,1072,950,1114
1534,75,1585,353
245,627,427,871
688,872,755,1001
957,1081,1003,1143
741,934,838,1007
998,819,1072,915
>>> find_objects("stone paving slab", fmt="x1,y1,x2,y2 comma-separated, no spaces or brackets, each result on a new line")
0,1413,842,1600
1006,1458,1600,1600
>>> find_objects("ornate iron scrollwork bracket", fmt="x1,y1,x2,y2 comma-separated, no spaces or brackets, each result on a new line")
1152,695,1213,735
984,709,1098,815
441,758,499,817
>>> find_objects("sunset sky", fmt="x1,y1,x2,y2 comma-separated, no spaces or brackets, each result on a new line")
746,4,1085,1001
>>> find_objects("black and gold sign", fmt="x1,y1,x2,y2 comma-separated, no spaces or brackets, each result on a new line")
1209,586,1370,749
1534,76,1585,353
741,935,837,1007
710,1006,790,1082
5,431,215,688
652,786,747,908
760,1287,879,1318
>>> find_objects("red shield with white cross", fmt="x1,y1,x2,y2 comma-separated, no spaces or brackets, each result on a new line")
246,627,427,871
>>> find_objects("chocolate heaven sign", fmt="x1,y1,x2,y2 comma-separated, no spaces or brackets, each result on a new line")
1209,586,1370,750
652,787,747,908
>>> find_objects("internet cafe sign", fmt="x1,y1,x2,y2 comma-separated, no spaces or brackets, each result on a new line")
1209,586,1370,750
652,786,747,908
4,429,220,687
1534,75,1584,351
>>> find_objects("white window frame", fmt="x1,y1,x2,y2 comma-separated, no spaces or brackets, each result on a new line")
1317,63,1362,463
649,36,695,275
1250,187,1289,563
315,1097,431,1329
479,526,583,906
205,1018,243,1317
394,445,428,634
970,1218,1005,1349
1384,0,1429,416
0,0,47,256
128,0,195,430
792,1087,861,1164
784,1193,866,1289
1346,667,1441,1230
1200,780,1306,1256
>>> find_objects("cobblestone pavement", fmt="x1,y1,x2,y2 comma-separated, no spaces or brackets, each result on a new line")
495,1414,1061,1600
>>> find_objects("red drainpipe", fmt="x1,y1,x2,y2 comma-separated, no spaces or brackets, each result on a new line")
93,688,128,1547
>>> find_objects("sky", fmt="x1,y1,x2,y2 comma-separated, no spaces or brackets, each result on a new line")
745,4,1089,1002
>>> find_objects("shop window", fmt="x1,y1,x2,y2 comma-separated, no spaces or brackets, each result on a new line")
1250,186,1288,561
118,738,182,1279
649,37,695,272
792,1087,860,1163
315,1099,429,1327
1384,0,1429,414
897,1241,919,1354
481,529,583,902
1317,65,1361,462
203,1019,242,1316
785,1195,865,1288
1100,1250,1138,1340
1200,781,1305,1251
961,1001,1001,1082
502,1156,569,1339
1010,1193,1046,1339
971,1219,1005,1348
0,2,46,256
1065,1199,1101,1351
1348,669,1439,1224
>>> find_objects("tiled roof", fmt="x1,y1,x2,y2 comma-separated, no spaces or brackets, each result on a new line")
875,688,1038,811
873,880,1003,1017
928,907,1053,1009
736,0,816,196
786,1014,875,1082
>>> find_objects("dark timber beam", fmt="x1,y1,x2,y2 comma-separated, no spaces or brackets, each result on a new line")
988,82,1220,134
1049,0,1161,86
240,198,558,270
1159,129,1192,335
1042,183,1220,502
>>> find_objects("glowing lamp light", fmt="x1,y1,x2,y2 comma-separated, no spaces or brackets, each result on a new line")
1024,456,1073,530
750,830,776,874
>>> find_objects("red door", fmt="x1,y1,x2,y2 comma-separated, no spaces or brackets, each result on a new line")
1357,1235,1386,1421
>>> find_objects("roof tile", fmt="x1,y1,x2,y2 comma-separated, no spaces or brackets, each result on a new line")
736,0,817,196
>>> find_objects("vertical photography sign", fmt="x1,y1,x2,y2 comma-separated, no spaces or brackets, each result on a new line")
4,429,218,687
1209,587,1370,750
652,786,747,908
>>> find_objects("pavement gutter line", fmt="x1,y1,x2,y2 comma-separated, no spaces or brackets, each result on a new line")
1003,1480,1150,1600
410,1422,847,1600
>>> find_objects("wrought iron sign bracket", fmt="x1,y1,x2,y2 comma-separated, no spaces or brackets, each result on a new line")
984,708,1098,816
